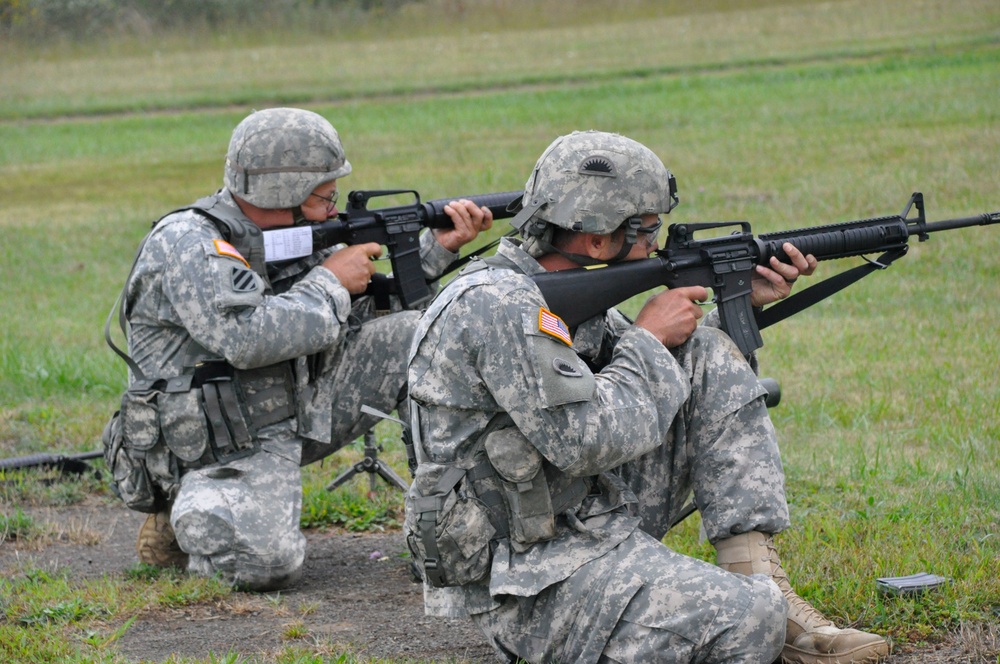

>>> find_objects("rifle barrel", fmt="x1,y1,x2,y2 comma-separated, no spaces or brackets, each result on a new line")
755,216,909,264
756,208,1000,265
421,191,524,229
916,211,1000,235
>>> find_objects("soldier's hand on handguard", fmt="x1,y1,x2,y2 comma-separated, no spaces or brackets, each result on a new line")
750,242,817,307
635,286,709,348
321,242,382,294
433,199,494,252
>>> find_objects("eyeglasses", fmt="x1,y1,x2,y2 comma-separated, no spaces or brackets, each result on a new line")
635,217,663,247
310,189,339,207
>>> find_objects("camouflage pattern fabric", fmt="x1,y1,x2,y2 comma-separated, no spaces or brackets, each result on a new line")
224,107,352,209
126,189,457,589
474,529,786,664
406,238,791,662
126,190,350,378
512,129,677,235
172,422,305,591
299,309,422,466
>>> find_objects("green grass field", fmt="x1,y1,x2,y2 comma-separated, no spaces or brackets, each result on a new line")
1,0,999,661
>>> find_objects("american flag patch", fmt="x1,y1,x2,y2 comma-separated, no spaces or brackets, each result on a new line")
214,239,250,268
538,307,572,346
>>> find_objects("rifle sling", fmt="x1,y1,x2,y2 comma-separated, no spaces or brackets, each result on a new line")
757,247,908,331
440,230,518,275
104,235,152,381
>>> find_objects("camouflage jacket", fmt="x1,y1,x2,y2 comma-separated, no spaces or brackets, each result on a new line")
407,237,695,615
125,189,458,445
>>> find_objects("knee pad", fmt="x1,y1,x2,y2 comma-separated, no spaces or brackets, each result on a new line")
171,468,238,557
172,464,306,591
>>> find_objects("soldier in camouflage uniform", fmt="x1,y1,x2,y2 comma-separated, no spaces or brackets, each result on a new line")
404,131,888,663
116,107,492,591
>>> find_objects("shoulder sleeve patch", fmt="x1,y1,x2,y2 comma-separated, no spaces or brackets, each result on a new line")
230,266,260,293
538,307,573,347
213,239,250,268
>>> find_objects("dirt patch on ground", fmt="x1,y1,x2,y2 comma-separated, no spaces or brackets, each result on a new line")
0,500,992,663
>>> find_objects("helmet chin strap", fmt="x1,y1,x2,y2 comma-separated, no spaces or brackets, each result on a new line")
608,221,639,262
542,218,639,266
516,196,640,266
291,205,309,226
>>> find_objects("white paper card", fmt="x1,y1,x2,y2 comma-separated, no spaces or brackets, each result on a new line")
263,226,314,262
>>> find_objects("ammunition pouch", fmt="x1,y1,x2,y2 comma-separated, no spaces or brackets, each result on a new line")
104,380,164,513
486,428,559,552
405,456,499,588
405,419,590,587
103,361,296,513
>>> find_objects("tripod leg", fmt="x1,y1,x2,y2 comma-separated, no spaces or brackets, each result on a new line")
325,430,408,493
325,461,363,491
373,460,410,492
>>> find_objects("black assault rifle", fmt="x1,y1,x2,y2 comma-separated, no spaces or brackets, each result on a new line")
532,193,1000,356
0,450,103,477
262,189,523,309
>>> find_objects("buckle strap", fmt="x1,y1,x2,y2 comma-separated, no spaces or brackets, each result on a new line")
215,380,253,449
201,383,233,457
201,382,258,464
415,466,468,587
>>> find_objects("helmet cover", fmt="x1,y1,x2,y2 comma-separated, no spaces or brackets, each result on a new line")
512,130,677,237
224,107,352,209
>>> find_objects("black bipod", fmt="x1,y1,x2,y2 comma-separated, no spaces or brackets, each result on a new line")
326,428,409,494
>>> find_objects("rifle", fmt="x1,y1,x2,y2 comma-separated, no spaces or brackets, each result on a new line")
533,193,1000,356
262,189,523,309
0,450,103,477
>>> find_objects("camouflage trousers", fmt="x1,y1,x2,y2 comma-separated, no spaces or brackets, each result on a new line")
474,327,792,663
171,310,420,590
619,325,792,543
472,529,787,664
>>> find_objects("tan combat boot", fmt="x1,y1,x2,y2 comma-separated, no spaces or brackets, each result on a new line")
716,531,888,664
136,509,189,569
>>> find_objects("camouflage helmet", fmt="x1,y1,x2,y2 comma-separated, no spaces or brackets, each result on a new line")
224,108,352,209
511,130,678,239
